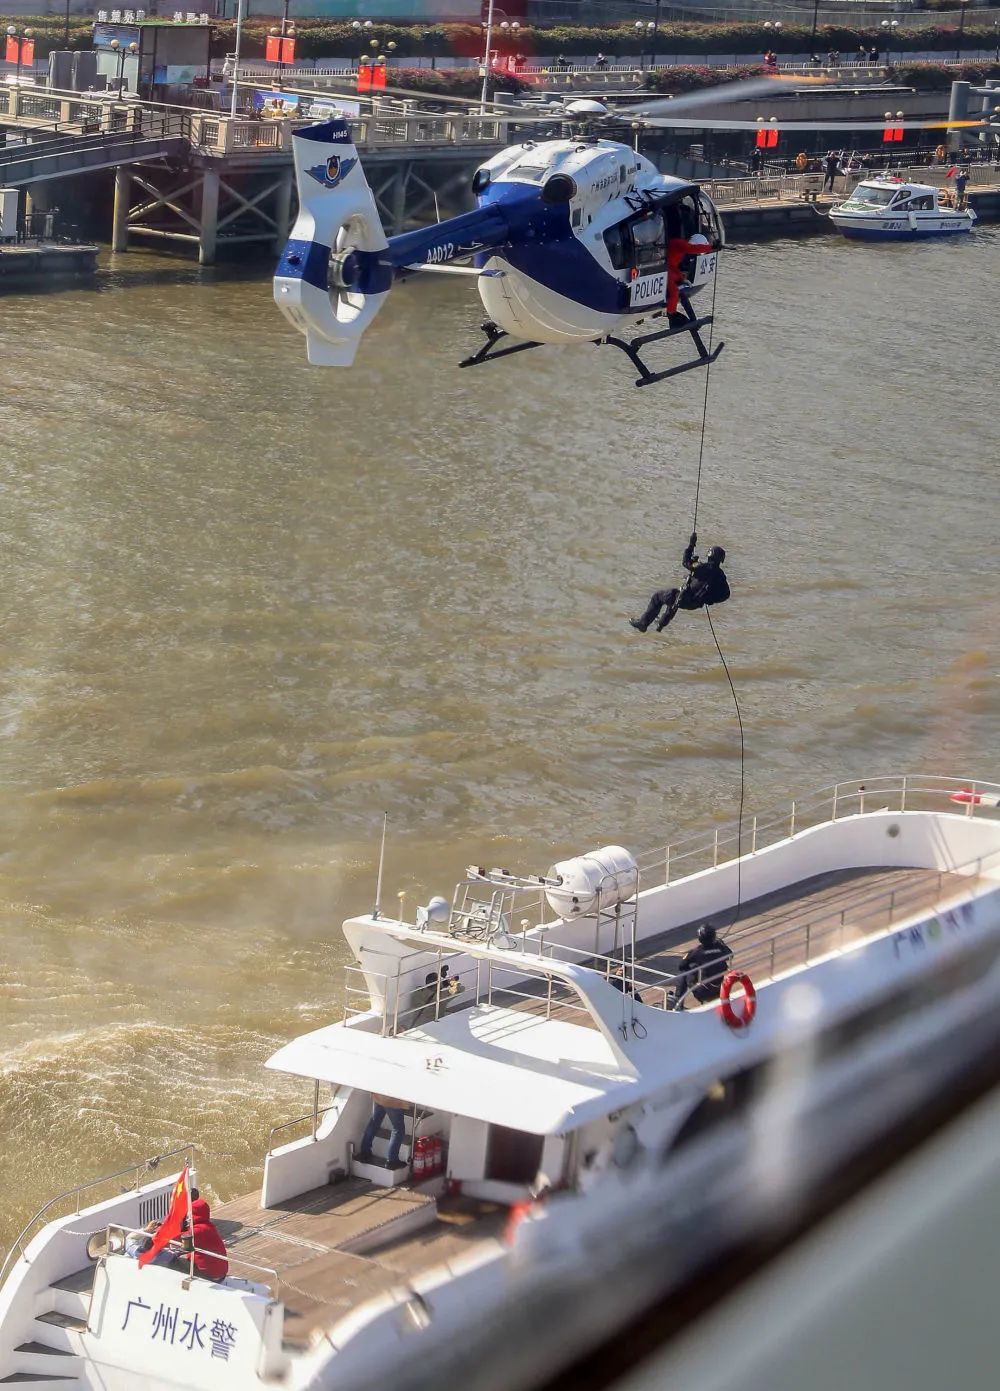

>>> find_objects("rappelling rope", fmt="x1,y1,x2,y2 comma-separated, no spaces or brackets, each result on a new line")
689,254,721,537
688,257,746,930
706,607,745,930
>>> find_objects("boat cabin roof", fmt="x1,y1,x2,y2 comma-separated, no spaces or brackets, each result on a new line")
266,1002,642,1134
855,178,937,199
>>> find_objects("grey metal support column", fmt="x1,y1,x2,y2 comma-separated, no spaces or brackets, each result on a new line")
389,162,412,236
198,167,220,265
111,164,130,251
271,164,293,254
947,80,971,154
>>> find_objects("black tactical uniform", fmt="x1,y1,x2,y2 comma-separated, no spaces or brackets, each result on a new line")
675,924,733,1007
631,534,730,634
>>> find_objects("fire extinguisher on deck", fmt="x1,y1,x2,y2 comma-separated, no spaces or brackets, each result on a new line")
413,1136,428,1180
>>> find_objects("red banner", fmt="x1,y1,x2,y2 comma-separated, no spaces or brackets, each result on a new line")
5,35,18,63
371,62,386,89
882,126,904,144
357,62,371,92
20,38,33,65
755,128,778,149
265,34,295,63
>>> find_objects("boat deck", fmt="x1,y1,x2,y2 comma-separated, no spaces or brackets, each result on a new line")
212,1182,506,1348
505,864,978,1021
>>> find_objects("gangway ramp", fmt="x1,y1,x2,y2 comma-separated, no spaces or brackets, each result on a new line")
0,124,188,187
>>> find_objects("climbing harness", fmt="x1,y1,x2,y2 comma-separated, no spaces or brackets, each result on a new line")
719,970,757,1030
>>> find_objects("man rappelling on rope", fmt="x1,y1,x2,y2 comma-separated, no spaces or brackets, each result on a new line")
630,532,730,634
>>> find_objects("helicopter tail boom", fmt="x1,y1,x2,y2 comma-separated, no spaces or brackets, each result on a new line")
273,119,391,366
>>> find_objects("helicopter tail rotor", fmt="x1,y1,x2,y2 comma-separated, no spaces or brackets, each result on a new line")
273,119,391,366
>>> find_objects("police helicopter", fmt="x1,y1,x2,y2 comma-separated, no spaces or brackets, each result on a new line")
273,91,733,388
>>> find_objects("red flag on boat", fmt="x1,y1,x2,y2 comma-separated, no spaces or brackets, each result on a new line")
138,1166,189,1269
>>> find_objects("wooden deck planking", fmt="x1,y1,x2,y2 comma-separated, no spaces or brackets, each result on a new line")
504,865,977,1024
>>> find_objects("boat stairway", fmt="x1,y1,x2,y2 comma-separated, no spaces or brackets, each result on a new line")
349,1109,446,1189
0,1266,91,1386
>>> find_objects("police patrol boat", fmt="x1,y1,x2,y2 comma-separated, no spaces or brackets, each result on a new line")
2,774,1000,1390
828,176,976,239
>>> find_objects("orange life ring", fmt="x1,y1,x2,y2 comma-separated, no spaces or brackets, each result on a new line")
719,971,757,1029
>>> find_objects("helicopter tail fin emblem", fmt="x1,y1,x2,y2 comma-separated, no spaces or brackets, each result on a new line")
273,120,390,367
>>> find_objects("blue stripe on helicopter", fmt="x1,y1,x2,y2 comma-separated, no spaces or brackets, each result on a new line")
275,238,331,291
293,119,354,146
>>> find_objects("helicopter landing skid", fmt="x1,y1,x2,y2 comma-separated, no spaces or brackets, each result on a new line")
603,303,724,389
458,321,543,370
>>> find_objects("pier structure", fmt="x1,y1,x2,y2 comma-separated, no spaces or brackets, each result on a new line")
0,84,529,263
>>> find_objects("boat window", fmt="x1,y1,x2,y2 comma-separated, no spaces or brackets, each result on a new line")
631,211,666,269
913,195,934,210
890,189,912,205
848,185,898,206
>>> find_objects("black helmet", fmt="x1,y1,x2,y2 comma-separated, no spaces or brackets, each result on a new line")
707,546,726,565
697,923,717,946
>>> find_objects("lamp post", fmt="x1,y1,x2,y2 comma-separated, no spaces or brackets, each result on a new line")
994,20,999,64
229,0,245,117
480,0,497,110
880,19,899,64
270,6,296,88
109,37,138,99
6,26,34,87
809,0,820,54
498,19,520,75
957,0,969,62
634,19,655,71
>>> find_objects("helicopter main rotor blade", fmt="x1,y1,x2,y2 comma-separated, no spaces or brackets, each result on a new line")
620,74,831,120
633,115,994,132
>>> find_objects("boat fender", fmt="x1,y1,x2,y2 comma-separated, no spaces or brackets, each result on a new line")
719,971,757,1030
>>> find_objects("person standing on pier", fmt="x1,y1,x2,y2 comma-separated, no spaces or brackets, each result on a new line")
823,151,843,192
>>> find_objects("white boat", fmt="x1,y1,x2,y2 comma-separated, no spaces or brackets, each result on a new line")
828,177,976,239
2,773,1000,1390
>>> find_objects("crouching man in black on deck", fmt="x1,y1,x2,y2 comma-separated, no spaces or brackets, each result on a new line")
630,532,730,634
673,923,734,1009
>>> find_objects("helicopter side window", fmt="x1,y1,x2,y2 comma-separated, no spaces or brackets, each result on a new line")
631,212,666,271
604,222,630,270
678,196,699,240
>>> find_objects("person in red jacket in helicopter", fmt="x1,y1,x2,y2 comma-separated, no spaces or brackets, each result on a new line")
666,232,710,316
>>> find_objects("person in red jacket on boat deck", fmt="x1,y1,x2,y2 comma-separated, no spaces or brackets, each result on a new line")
179,1197,229,1282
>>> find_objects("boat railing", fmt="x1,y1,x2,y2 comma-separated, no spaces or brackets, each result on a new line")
0,1143,197,1290
267,1094,342,1154
674,839,1000,1009
102,1224,279,1302
635,774,1000,891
